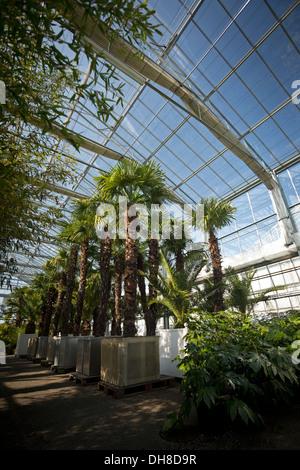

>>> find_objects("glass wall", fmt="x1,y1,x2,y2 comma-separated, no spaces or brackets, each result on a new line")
218,161,300,314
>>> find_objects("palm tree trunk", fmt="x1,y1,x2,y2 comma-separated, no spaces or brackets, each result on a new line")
74,237,89,336
123,208,138,337
81,318,91,336
111,252,123,335
137,250,149,333
16,294,23,328
61,244,78,336
95,235,112,336
176,248,185,272
38,302,46,337
51,270,66,337
209,229,225,312
147,238,158,336
41,286,56,336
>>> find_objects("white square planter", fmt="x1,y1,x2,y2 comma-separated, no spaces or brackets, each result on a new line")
101,336,160,387
46,336,56,362
54,336,80,369
36,336,49,360
76,337,102,376
15,333,38,356
159,328,187,378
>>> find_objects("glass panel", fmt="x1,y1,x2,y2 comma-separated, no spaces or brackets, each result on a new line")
232,192,254,229
233,0,276,44
238,53,287,113
218,73,266,128
248,184,275,220
278,168,299,206
216,22,251,68
258,25,300,91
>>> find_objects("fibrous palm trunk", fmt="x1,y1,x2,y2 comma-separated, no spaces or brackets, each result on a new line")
51,270,66,337
123,209,138,337
95,235,111,336
111,252,123,336
61,244,78,336
38,303,46,337
74,237,89,336
209,229,225,312
147,238,158,336
175,248,185,273
137,250,149,332
41,286,56,336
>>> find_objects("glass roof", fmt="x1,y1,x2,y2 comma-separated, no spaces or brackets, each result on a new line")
4,0,300,291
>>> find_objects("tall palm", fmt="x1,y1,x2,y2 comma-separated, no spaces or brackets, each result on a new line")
45,248,70,337
144,187,179,336
70,198,97,336
56,222,79,336
201,196,236,312
111,239,125,336
31,270,58,337
224,266,283,317
92,195,115,336
95,159,175,336
81,269,101,335
3,285,41,332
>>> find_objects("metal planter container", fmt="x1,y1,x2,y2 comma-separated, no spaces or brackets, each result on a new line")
76,337,102,376
28,336,39,358
36,336,49,360
46,336,56,362
54,336,80,369
101,336,160,387
15,333,38,357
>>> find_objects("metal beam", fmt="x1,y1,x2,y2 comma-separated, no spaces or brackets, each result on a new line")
57,1,276,191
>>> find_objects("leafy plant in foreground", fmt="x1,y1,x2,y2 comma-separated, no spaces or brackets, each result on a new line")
162,312,300,435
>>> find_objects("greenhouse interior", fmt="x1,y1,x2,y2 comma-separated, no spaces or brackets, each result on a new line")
0,0,300,452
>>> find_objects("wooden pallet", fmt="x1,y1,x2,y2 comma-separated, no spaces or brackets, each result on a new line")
51,365,75,374
69,371,100,386
32,357,43,363
97,375,176,398
41,360,53,367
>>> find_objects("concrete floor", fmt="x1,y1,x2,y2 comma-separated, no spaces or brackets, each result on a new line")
0,356,195,451
1,356,299,452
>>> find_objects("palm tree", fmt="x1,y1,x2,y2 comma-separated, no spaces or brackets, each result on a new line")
144,187,179,336
70,199,97,336
201,196,236,312
3,285,41,332
31,271,58,337
81,269,101,335
95,159,176,337
111,240,125,336
141,249,207,327
95,231,112,336
91,194,115,336
45,248,70,337
60,241,79,336
224,266,284,317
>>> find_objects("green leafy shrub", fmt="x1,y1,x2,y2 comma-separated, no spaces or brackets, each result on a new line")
162,312,300,435
0,323,22,355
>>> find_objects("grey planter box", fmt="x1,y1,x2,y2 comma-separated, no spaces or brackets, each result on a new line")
15,333,38,356
36,336,49,360
100,336,160,387
27,336,39,357
54,336,80,369
46,336,56,362
76,337,102,376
